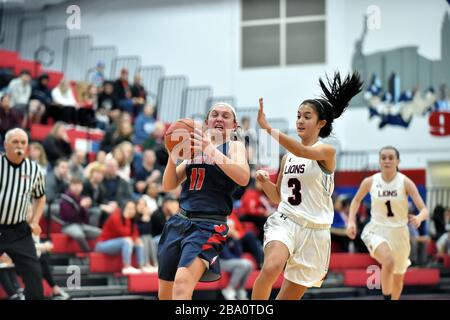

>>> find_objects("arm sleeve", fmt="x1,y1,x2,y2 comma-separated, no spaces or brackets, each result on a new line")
32,170,46,199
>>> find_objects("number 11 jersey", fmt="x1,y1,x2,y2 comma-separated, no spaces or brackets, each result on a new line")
369,172,408,227
278,141,334,225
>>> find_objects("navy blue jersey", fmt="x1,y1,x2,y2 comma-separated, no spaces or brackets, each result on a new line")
179,143,238,215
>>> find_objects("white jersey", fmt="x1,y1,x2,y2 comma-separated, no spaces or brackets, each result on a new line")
369,172,409,227
277,142,334,225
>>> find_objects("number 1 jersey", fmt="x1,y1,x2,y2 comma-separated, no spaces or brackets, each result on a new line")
278,141,334,225
369,172,408,227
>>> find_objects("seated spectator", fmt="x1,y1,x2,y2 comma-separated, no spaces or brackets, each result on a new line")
331,195,351,252
29,142,49,175
109,141,134,182
432,205,447,241
240,116,257,167
100,112,133,154
0,94,24,147
45,158,70,204
133,149,162,194
76,82,97,127
113,68,134,115
102,157,134,208
68,149,87,182
130,73,147,116
220,218,253,300
42,121,73,167
60,177,101,252
95,200,153,274
228,211,264,269
436,207,450,255
29,73,52,124
0,254,24,300
7,69,31,116
50,79,77,124
151,194,179,245
135,197,158,270
142,182,160,215
33,234,70,300
237,178,273,242
97,80,120,128
133,103,156,146
90,61,105,88
82,163,117,228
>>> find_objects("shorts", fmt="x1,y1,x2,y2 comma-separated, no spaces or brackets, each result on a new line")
157,213,228,282
263,212,331,288
361,221,411,274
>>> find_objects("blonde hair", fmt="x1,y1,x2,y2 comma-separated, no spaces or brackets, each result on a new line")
29,142,48,166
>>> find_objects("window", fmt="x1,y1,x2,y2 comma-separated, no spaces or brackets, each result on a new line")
241,0,326,68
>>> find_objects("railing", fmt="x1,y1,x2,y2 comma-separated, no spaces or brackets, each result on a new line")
181,86,212,120
111,55,141,79
139,65,165,104
62,35,93,81
156,76,188,123
39,26,68,71
0,5,23,51
86,45,117,82
427,187,450,213
18,16,46,60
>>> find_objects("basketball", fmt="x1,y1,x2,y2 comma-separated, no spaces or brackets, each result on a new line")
164,118,196,159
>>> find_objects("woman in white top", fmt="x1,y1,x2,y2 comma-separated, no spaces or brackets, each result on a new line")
253,72,363,300
346,146,428,300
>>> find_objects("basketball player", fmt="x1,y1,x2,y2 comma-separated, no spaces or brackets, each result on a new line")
252,72,363,300
158,103,250,300
346,146,428,300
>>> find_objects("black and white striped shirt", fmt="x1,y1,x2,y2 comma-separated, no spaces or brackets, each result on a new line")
0,155,45,225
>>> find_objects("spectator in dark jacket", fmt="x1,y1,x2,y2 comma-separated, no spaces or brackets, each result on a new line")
42,121,72,167
101,158,134,208
30,73,52,124
45,158,70,204
60,177,101,252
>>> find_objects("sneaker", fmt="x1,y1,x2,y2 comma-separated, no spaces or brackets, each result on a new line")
221,287,236,300
52,289,71,300
141,266,158,273
9,292,25,300
236,288,249,300
122,266,142,275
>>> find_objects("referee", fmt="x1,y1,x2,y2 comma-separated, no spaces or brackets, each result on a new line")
0,128,46,299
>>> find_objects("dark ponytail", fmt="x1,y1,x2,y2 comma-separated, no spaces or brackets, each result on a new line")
303,71,363,138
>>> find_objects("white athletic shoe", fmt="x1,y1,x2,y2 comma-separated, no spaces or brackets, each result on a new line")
221,287,236,300
122,266,142,275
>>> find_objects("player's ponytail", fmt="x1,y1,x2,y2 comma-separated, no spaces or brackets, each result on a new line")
303,71,363,138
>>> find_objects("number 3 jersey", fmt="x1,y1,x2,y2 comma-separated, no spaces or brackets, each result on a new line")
278,142,334,225
369,172,408,227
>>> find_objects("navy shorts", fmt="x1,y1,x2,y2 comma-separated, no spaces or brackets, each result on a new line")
157,214,228,282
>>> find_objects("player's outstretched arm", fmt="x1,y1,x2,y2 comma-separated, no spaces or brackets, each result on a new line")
257,98,336,171
346,177,372,239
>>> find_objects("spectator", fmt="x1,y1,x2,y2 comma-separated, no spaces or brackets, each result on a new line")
240,116,257,166
237,178,273,242
0,94,23,146
100,112,133,153
42,121,73,167
29,74,52,124
130,73,147,116
113,68,134,114
135,197,158,270
109,141,134,182
436,207,450,255
45,158,70,204
133,103,156,146
97,81,120,128
142,121,168,167
60,177,101,252
29,142,49,175
95,200,154,274
68,149,86,182
220,218,253,300
151,194,179,244
142,182,160,215
82,162,117,228
76,82,97,127
91,62,106,88
432,205,447,241
102,157,134,208
51,79,77,124
7,69,31,115
134,149,162,194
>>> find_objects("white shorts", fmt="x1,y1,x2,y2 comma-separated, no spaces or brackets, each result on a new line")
361,221,411,274
263,212,331,288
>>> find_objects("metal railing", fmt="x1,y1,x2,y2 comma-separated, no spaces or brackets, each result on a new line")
181,86,212,120
427,187,450,213
18,16,45,60
139,65,165,104
39,26,68,71
62,35,93,81
111,55,141,79
0,6,23,51
86,45,117,82
156,76,188,123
